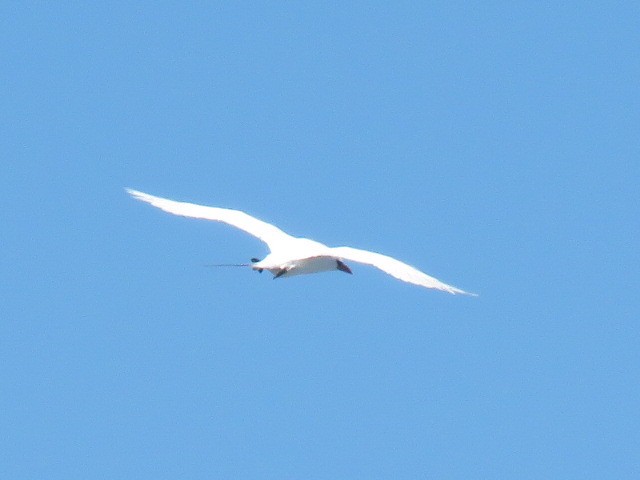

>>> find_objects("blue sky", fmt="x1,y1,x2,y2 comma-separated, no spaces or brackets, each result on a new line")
2,2,639,478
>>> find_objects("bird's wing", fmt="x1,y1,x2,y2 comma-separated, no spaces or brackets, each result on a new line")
127,189,294,251
330,246,476,295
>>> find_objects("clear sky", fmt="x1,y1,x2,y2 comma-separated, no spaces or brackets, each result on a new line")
2,2,639,478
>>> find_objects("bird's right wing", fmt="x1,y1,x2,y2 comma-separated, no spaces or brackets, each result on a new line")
331,246,476,295
127,189,294,251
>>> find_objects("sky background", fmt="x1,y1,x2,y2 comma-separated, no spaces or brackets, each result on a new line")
2,2,639,478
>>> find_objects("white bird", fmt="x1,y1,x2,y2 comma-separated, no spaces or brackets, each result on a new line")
127,189,476,295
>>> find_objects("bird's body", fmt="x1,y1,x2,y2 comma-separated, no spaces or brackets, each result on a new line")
260,255,347,278
127,188,475,295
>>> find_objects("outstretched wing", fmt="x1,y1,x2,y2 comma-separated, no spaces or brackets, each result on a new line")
127,189,294,251
330,246,476,295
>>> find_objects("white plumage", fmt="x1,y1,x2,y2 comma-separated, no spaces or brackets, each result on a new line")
127,188,476,295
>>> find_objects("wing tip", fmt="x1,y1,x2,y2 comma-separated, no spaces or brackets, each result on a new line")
436,282,478,296
125,187,152,203
449,288,478,297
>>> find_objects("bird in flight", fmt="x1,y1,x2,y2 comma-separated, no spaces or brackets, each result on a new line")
127,189,476,295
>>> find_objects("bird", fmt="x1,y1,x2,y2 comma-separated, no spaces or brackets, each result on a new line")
126,188,476,295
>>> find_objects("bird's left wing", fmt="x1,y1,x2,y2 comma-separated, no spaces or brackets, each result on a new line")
127,189,294,251
330,246,476,295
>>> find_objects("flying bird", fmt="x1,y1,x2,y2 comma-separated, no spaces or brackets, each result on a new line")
127,189,476,295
